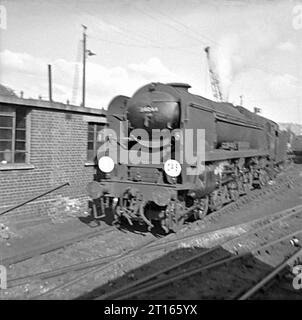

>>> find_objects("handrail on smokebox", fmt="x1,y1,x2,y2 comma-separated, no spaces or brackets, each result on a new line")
0,182,70,216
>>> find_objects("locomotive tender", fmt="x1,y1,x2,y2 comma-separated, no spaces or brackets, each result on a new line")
87,82,288,232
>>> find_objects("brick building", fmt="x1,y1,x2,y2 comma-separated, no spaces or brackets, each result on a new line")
0,94,106,221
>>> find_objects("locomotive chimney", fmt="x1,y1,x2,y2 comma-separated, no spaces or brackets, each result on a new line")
48,64,53,102
167,83,191,91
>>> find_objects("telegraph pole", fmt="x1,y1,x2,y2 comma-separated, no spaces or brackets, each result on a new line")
82,25,87,107
81,25,95,107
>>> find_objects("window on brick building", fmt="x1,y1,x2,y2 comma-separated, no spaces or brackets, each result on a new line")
0,106,29,164
87,123,106,162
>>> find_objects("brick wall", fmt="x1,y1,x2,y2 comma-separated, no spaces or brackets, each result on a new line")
0,106,104,222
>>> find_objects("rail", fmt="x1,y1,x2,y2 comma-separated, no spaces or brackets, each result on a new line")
0,182,70,216
237,247,302,300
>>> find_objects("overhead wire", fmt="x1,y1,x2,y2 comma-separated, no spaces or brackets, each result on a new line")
75,6,200,50
74,6,203,58
144,4,220,48
89,34,200,49
132,4,208,45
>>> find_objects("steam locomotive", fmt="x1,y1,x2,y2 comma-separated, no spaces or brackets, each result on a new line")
87,82,288,232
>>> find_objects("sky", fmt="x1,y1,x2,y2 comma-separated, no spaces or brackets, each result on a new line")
0,0,302,124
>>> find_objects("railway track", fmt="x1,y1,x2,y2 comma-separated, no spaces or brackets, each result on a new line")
2,168,301,299
14,202,300,300
31,237,160,300
236,247,302,300
1,224,114,266
93,204,302,300
6,202,302,289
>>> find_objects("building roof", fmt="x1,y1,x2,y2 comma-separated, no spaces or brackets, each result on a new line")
0,94,107,118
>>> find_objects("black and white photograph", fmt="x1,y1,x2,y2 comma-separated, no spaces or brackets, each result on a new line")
0,0,302,305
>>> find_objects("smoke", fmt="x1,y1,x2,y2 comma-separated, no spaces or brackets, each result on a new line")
210,21,281,102
211,34,239,101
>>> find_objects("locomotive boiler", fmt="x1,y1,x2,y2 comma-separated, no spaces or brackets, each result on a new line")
87,82,287,232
